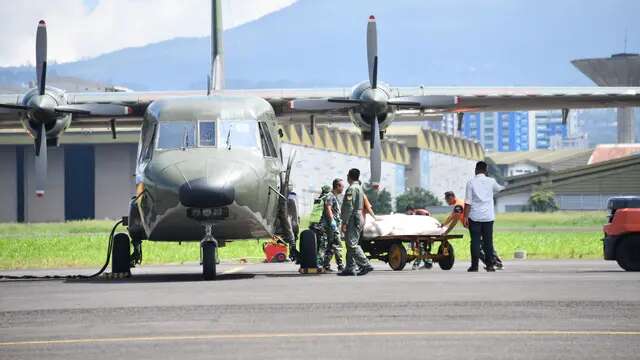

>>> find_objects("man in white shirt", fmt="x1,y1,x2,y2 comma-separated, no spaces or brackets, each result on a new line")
463,161,505,272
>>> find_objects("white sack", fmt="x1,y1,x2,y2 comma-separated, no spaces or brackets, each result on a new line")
362,214,445,239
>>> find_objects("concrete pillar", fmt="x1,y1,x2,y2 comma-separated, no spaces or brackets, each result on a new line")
617,107,636,143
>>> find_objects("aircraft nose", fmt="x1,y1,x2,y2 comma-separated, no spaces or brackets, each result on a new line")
178,178,235,208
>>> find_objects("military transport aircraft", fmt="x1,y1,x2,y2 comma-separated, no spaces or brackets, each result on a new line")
1,0,639,279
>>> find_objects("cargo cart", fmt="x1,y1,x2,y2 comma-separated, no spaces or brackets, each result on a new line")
360,233,462,271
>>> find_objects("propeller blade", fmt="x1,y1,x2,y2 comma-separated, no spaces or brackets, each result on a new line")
387,95,457,109
34,123,47,197
55,104,133,116
289,99,359,111
367,15,378,89
370,115,382,186
0,104,31,112
36,20,47,95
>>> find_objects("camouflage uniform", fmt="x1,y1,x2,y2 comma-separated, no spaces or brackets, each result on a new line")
340,180,371,272
310,185,331,268
321,191,343,269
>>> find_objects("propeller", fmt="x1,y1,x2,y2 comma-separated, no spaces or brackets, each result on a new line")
0,20,132,197
289,15,457,187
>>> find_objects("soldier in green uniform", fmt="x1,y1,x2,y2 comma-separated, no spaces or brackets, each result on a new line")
338,168,374,276
321,178,345,272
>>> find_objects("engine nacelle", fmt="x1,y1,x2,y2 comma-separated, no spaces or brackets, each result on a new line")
347,80,395,133
20,87,72,141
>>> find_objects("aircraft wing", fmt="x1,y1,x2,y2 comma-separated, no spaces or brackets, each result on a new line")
394,86,640,112
3,85,639,129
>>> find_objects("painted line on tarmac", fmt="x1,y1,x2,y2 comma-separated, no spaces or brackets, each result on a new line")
222,266,245,275
2,330,639,347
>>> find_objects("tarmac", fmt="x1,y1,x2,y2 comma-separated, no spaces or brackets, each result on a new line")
1,260,639,359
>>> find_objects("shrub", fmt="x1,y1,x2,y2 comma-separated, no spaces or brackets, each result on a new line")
364,185,393,214
528,190,558,212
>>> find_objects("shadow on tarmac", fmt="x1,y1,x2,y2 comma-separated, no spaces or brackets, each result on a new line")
62,272,256,284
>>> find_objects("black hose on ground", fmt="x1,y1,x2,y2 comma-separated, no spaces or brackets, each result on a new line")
0,220,124,280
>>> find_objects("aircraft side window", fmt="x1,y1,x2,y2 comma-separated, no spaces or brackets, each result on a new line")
198,121,216,147
258,122,277,158
138,122,156,164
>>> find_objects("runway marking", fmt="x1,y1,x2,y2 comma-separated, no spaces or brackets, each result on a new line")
1,330,639,347
222,266,245,275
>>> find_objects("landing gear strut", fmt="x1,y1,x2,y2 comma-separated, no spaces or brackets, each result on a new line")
201,223,218,280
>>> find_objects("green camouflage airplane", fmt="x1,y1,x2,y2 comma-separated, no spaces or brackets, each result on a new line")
0,0,639,279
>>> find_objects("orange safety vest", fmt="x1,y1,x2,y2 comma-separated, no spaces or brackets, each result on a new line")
452,198,465,221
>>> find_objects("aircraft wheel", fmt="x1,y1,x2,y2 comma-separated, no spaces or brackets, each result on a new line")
438,241,455,270
299,229,318,269
111,233,131,274
388,243,407,271
202,242,217,280
616,236,640,271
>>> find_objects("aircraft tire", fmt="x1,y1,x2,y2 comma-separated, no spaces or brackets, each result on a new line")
202,242,217,280
111,233,131,274
299,229,317,269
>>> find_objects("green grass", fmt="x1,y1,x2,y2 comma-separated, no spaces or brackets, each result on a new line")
0,211,607,270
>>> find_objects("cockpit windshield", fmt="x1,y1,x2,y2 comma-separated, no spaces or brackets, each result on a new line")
154,119,258,151
218,120,259,150
156,121,196,150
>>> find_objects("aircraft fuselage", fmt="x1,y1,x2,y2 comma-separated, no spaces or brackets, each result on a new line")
130,95,284,242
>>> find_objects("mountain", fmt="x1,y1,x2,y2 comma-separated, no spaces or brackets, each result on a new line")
1,0,639,91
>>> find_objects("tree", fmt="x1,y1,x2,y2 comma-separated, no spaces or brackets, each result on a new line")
527,190,558,212
395,187,442,212
364,184,393,215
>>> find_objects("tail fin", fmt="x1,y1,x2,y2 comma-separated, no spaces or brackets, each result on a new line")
210,0,224,93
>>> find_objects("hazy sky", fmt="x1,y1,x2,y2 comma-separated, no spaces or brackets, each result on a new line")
0,0,297,66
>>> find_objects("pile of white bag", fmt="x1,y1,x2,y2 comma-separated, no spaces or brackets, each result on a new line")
362,214,445,239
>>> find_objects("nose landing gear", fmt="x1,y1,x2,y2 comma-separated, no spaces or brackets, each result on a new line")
201,223,218,280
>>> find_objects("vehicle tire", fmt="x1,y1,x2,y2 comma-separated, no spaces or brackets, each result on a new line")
299,229,318,269
388,243,408,271
438,242,455,270
202,242,217,280
111,233,131,274
616,236,640,271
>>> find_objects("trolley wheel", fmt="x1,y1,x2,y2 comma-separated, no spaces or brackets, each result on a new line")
111,233,131,274
438,241,455,270
202,242,217,280
388,243,408,271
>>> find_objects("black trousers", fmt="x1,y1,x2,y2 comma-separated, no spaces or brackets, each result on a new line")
469,219,495,267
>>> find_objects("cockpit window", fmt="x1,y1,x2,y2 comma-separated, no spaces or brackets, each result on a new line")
198,121,216,147
157,121,196,150
219,120,259,150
